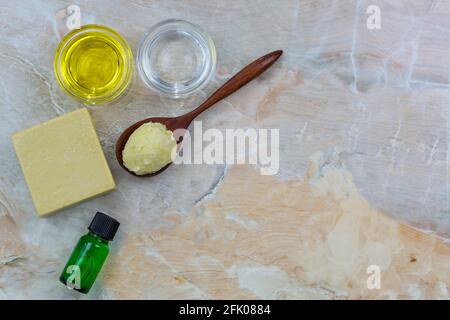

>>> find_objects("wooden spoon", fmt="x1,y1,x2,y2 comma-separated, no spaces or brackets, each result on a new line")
115,50,283,177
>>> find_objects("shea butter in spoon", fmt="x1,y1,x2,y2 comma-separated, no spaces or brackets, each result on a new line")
116,50,283,177
122,122,177,175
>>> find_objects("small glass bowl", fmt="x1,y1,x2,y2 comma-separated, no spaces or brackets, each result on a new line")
137,19,216,98
54,24,133,105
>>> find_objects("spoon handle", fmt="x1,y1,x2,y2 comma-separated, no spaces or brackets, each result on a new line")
184,50,283,123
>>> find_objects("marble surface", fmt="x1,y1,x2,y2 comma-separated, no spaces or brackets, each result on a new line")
0,0,449,299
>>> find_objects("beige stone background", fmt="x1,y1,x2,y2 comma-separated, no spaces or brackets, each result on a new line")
0,0,449,299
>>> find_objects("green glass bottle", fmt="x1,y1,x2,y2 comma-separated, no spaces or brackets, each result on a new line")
59,212,120,294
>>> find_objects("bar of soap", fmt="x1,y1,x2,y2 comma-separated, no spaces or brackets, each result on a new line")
12,108,115,216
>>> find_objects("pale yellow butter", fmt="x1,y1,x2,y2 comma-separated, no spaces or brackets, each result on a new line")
12,108,115,216
122,122,177,175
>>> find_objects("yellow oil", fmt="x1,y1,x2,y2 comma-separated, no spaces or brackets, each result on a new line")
54,25,133,104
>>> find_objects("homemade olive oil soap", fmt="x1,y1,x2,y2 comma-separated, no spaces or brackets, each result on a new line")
12,108,115,216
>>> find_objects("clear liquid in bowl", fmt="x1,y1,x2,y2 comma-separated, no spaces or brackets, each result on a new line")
137,19,216,98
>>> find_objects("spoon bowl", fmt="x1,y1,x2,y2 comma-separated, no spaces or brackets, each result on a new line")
115,50,283,177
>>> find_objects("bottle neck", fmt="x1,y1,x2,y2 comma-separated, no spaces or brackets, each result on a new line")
87,231,109,244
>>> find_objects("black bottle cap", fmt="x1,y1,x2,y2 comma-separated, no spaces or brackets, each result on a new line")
88,212,120,241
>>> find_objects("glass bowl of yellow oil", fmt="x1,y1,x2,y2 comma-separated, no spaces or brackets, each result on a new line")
54,24,133,105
